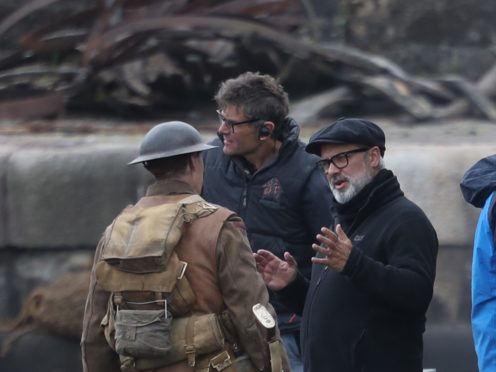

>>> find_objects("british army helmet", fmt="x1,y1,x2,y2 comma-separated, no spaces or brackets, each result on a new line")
128,121,216,165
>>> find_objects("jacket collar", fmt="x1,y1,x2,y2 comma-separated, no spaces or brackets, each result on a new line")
333,169,403,233
146,179,196,196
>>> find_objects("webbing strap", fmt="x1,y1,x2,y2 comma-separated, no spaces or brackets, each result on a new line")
113,292,123,306
269,340,282,372
185,314,197,366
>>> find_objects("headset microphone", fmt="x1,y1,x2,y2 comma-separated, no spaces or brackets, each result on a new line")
258,125,271,138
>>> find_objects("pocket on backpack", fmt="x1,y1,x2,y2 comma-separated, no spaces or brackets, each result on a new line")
114,308,172,358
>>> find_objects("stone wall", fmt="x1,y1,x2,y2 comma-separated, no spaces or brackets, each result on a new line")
0,134,152,317
0,132,495,325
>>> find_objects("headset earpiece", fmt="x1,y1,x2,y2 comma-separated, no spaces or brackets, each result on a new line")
258,125,271,138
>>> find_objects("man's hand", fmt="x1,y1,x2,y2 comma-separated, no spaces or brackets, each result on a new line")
254,249,298,290
311,224,352,272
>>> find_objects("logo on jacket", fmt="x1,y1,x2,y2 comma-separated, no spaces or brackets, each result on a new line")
262,177,282,202
353,235,364,242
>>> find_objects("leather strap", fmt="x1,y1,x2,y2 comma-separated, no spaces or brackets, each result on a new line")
185,314,197,366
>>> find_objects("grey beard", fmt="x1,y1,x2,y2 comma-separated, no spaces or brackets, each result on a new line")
330,168,375,204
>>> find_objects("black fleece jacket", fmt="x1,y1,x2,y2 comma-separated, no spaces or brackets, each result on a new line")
278,169,438,372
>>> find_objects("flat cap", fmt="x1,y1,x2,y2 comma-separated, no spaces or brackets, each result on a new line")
305,118,386,156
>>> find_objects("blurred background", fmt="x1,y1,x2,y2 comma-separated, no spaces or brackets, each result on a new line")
1,0,496,371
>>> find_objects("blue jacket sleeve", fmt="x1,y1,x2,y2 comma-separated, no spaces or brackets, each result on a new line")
472,192,496,371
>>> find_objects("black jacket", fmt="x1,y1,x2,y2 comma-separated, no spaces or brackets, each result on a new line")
202,118,333,333
279,169,438,371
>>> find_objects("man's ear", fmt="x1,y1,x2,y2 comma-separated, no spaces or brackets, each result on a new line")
188,152,202,172
369,146,382,167
258,121,276,139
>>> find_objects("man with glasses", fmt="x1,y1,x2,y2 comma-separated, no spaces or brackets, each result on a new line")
254,118,439,372
202,71,333,372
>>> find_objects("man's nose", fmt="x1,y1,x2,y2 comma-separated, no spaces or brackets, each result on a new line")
325,163,341,177
218,120,230,134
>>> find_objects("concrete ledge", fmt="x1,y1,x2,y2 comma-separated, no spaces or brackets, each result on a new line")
1,136,152,249
387,144,495,247
0,136,495,249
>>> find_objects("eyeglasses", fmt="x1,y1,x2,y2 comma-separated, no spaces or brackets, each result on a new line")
216,110,261,133
317,148,370,171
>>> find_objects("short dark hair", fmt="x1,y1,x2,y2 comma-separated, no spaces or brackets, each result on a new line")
214,71,289,129
143,153,193,179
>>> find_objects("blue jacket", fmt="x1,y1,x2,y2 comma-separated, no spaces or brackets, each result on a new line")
202,118,333,333
460,154,496,372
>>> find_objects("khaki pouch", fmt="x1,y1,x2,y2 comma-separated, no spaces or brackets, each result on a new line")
96,250,196,316
114,308,172,358
133,313,226,370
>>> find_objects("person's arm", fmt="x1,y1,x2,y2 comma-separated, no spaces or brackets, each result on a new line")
472,194,496,370
348,212,437,314
81,230,120,372
490,194,496,248
254,249,309,315
313,211,438,314
216,216,284,371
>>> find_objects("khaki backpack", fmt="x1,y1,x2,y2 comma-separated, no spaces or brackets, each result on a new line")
95,195,217,358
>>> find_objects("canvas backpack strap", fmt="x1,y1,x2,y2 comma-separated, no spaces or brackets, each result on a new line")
252,304,284,372
181,194,218,221
185,314,198,367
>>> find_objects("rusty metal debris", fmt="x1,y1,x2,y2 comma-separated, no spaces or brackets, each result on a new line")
0,0,495,123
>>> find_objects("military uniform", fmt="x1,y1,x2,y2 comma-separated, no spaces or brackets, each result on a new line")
81,180,282,372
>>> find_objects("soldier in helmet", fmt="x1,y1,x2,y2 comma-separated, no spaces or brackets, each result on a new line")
81,121,288,372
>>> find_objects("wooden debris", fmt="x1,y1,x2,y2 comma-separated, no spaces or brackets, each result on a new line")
0,90,64,120
361,75,434,121
290,86,354,125
0,0,494,123
439,77,496,121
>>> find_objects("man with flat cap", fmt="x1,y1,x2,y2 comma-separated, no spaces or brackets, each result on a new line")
81,121,288,372
255,118,438,372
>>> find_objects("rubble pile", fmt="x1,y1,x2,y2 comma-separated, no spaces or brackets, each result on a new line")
1,0,495,124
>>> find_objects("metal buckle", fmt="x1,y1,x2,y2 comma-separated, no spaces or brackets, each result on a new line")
210,351,232,371
177,261,188,279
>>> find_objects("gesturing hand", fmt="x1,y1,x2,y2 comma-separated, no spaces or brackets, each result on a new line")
311,224,352,272
254,249,298,290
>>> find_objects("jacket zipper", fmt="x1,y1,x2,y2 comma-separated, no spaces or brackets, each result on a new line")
242,186,247,209
240,170,250,217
